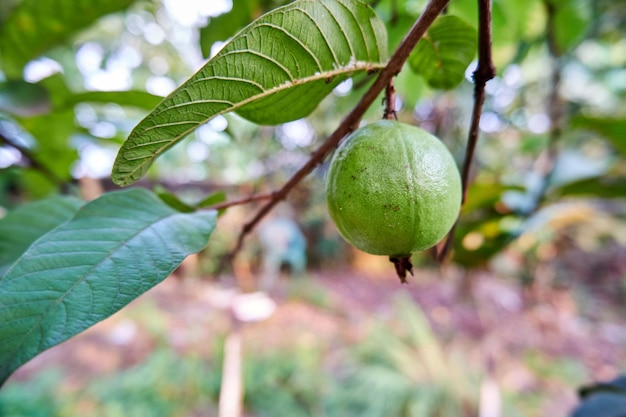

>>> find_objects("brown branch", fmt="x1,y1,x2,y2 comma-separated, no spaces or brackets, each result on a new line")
229,0,451,258
437,0,496,262
0,132,66,186
209,191,277,211
383,79,397,120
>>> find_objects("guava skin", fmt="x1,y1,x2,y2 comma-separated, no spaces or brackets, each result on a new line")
325,120,462,258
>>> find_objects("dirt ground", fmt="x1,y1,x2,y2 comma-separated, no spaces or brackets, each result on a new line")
7,264,626,416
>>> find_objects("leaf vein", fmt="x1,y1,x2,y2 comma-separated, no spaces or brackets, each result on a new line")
318,0,352,61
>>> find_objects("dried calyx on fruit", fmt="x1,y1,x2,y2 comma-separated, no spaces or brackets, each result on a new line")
325,120,461,283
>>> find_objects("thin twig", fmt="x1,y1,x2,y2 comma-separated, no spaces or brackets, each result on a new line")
437,0,496,262
209,191,277,211
229,0,451,259
383,79,397,120
0,132,66,186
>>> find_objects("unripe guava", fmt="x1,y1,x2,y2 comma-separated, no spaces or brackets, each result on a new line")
325,120,461,261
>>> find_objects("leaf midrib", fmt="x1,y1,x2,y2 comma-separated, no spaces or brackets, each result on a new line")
118,62,386,183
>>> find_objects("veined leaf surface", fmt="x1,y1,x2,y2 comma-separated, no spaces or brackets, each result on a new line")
0,196,84,277
0,188,217,385
112,0,388,187
409,15,477,90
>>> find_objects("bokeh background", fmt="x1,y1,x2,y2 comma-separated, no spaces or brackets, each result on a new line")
1,0,625,416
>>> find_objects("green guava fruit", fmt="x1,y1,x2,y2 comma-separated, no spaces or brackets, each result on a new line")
325,120,462,280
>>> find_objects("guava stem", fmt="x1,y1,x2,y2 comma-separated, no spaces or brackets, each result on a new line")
389,256,413,284
383,80,397,120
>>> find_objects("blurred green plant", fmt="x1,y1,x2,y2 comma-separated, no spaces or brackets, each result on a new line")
85,350,220,417
0,350,221,417
0,369,68,417
285,278,336,312
0,0,625,410
328,296,481,417
242,347,330,417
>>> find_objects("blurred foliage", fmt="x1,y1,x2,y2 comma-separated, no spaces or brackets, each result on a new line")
0,0,625,412
242,348,329,417
408,15,477,89
328,296,481,417
0,296,503,417
0,350,221,417
0,283,618,416
1,0,624,272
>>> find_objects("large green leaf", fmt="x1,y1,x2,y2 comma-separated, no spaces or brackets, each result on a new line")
112,0,388,187
0,188,217,385
0,195,84,277
571,115,626,156
408,15,477,90
0,0,135,77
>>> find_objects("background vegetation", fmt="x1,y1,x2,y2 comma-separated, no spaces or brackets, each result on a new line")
1,0,625,416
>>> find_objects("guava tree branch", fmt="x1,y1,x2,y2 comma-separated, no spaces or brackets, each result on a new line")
461,0,496,202
437,0,496,262
383,79,397,120
229,0,452,257
210,191,277,211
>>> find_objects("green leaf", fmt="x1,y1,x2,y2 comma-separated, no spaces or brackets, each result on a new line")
449,0,543,49
0,0,135,77
196,191,227,209
556,176,626,199
154,186,196,213
0,81,51,117
0,188,217,385
408,15,477,90
552,0,591,54
196,191,227,216
112,0,388,187
16,110,78,188
199,0,258,59
571,115,626,156
60,91,164,111
463,183,524,214
0,195,84,277
453,218,513,268
34,73,73,110
31,74,162,111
